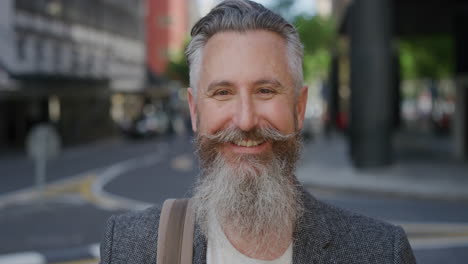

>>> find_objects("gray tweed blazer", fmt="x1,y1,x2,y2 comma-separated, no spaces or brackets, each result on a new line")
100,189,416,264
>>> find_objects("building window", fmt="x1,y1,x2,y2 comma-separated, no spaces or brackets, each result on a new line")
15,0,29,11
45,0,63,18
32,0,47,16
54,41,61,71
86,53,94,74
71,47,79,72
16,35,26,61
36,38,44,69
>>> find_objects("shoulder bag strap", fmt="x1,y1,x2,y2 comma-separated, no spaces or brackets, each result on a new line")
157,198,194,264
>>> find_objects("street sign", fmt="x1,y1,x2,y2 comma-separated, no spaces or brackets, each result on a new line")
26,124,61,195
26,124,61,160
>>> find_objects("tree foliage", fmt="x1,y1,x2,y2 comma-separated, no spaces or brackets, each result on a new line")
268,0,336,81
165,42,190,87
294,15,336,81
166,2,338,85
399,35,454,80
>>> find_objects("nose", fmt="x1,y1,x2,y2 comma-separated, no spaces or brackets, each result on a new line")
233,93,258,131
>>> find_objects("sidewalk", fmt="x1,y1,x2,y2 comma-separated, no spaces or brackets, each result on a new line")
297,133,468,201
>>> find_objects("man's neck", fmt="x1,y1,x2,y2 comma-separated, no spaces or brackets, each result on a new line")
222,225,293,261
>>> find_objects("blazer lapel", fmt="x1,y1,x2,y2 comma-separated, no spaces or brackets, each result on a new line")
293,189,332,264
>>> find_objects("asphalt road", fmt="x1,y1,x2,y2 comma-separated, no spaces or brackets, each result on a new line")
0,136,175,195
0,135,467,263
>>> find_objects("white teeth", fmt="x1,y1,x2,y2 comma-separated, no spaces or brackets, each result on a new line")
234,139,264,147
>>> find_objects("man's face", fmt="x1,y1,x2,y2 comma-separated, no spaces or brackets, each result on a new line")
187,30,308,162
189,31,307,240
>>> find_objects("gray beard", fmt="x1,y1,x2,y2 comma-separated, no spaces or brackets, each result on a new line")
191,130,304,243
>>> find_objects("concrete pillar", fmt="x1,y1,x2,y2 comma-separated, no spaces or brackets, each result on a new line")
0,100,6,150
348,0,394,168
14,100,27,147
392,46,401,129
454,6,468,160
328,53,339,131
454,80,467,159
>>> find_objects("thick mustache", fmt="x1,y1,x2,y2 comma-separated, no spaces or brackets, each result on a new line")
201,126,297,143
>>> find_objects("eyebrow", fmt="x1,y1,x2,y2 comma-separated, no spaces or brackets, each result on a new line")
206,78,286,94
206,80,233,94
253,78,285,90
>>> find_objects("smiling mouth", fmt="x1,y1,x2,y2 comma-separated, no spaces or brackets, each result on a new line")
232,139,265,147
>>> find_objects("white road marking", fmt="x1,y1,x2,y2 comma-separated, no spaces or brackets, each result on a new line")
0,252,45,264
0,142,169,211
90,143,168,211
88,243,100,258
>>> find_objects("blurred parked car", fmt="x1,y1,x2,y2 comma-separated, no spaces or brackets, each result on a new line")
120,104,170,139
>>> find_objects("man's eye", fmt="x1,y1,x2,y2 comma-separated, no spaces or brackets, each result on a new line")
215,90,230,96
211,89,232,100
259,88,273,94
257,88,276,97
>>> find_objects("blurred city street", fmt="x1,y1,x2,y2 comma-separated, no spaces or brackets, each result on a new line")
0,133,467,263
1,0,468,263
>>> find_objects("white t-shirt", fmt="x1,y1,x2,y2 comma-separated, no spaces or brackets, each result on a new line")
206,221,292,264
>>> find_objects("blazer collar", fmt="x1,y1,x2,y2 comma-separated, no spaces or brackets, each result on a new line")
191,187,331,264
292,188,332,264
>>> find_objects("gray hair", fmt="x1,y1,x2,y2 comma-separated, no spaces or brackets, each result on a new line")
185,0,304,97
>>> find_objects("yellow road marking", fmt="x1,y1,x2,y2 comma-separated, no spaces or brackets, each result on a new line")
401,222,468,240
43,174,100,204
170,155,193,172
409,233,468,240
49,258,98,264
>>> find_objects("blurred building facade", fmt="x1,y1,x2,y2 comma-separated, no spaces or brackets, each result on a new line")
329,0,468,167
109,0,200,139
146,0,188,79
0,0,145,151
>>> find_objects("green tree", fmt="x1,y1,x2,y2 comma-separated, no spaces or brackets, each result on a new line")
294,15,336,81
165,42,190,87
166,3,338,85
267,0,336,81
399,35,454,80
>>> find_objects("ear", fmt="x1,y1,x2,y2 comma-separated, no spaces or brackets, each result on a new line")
296,86,308,130
187,87,197,132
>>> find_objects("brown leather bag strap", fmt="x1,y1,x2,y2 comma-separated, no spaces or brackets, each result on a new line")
181,199,194,264
157,199,194,264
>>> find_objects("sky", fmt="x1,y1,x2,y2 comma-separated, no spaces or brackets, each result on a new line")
197,0,317,18
253,0,316,16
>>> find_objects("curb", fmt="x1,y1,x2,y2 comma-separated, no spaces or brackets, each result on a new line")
304,183,468,203
297,135,468,203
0,244,99,264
